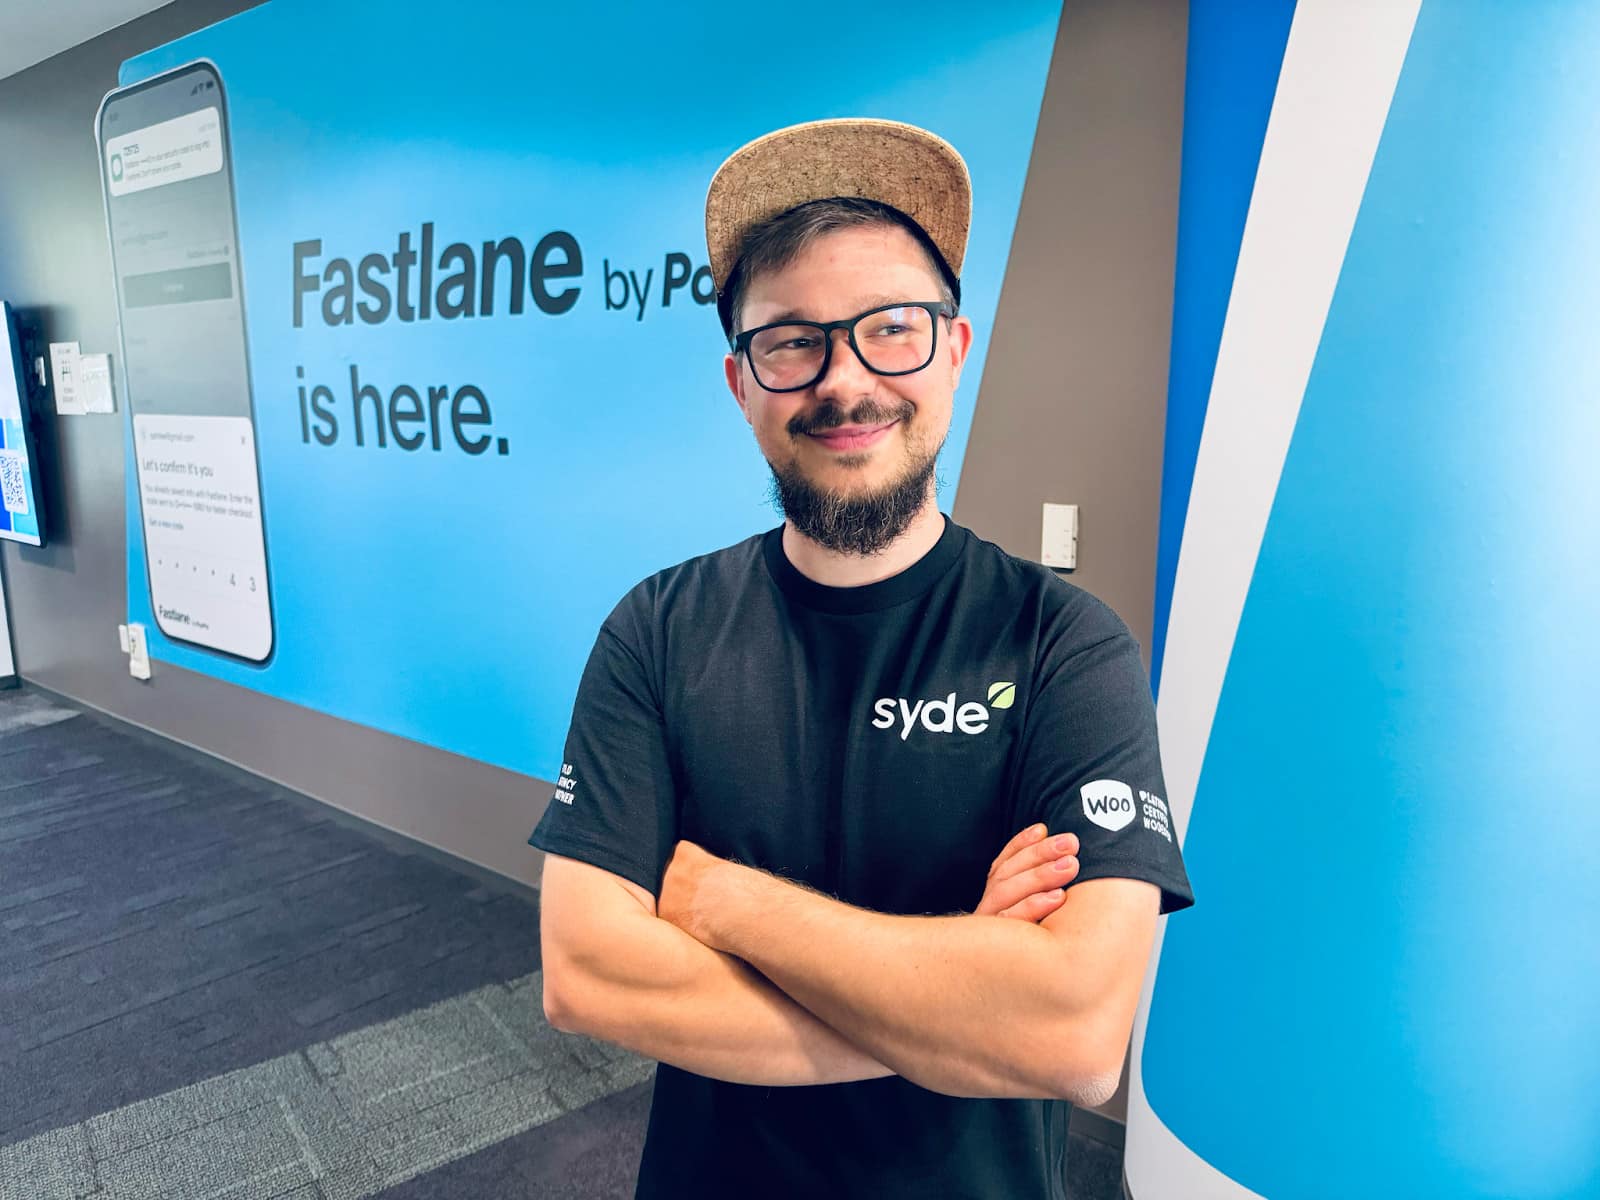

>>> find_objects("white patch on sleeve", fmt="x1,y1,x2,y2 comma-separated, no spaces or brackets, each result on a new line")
1080,779,1136,831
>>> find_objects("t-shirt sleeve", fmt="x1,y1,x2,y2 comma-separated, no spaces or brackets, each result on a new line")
527,586,677,899
1011,593,1195,915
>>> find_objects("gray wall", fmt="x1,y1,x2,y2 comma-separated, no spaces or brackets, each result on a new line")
956,0,1187,676
0,0,1186,1125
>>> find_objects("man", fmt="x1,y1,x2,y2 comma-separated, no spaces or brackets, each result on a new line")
530,117,1195,1198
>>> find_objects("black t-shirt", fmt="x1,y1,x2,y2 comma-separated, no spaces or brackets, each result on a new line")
529,513,1195,1199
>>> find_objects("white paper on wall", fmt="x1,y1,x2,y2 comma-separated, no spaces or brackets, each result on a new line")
79,353,116,413
48,341,84,415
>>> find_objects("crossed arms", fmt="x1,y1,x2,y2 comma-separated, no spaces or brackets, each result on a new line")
539,831,1161,1106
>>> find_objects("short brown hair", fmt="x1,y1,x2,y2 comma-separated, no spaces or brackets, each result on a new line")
717,197,960,343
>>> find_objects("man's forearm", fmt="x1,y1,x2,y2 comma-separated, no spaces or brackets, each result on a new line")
545,901,895,1088
699,866,1095,1100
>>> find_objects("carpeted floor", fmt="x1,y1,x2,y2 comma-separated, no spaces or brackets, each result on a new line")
0,685,1128,1198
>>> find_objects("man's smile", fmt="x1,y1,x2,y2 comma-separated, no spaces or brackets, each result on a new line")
805,419,899,451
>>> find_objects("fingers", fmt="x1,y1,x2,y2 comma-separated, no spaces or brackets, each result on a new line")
991,827,1080,884
997,886,1068,921
988,822,1047,873
999,854,1080,911
977,853,1081,917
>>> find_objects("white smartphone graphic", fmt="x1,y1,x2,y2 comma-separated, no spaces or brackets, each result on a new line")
97,60,274,663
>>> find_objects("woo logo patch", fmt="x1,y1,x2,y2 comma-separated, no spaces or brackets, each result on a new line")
1080,779,1136,832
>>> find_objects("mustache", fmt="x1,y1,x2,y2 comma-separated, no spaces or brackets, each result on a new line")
788,399,915,438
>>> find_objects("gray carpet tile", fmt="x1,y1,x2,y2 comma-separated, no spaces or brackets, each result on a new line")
0,689,78,735
0,693,548,1147
370,1079,654,1200
0,970,654,1200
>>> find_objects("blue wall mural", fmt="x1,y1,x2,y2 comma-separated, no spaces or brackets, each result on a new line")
104,0,1063,779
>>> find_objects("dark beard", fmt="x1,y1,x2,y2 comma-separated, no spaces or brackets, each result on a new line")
766,402,941,556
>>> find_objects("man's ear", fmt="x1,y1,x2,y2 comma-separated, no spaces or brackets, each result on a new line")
725,353,753,426
948,315,975,391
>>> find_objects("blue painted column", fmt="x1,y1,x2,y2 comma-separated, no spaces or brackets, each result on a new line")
1129,1,1600,1197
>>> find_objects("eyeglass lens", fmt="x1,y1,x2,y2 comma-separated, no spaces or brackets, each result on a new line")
748,305,936,390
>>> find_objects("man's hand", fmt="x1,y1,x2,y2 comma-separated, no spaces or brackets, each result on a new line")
657,839,733,947
976,824,1079,921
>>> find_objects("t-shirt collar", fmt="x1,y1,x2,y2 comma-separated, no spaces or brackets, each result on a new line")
762,512,965,614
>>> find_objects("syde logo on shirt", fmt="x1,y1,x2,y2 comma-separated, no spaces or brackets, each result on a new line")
1080,779,1136,831
870,680,1016,741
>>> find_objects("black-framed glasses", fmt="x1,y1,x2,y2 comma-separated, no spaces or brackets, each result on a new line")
731,300,954,393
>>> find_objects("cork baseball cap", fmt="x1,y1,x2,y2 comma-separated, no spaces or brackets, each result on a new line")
705,117,972,327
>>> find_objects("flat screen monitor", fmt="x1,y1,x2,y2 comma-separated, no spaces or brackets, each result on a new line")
0,301,46,546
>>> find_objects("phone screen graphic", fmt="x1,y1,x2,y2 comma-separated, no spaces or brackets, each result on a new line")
98,61,273,662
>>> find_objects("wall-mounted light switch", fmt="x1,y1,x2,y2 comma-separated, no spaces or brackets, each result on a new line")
1042,503,1078,569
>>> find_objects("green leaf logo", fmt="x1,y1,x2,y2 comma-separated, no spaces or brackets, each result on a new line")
986,681,1016,710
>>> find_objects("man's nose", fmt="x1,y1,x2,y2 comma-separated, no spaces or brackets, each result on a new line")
812,326,875,399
